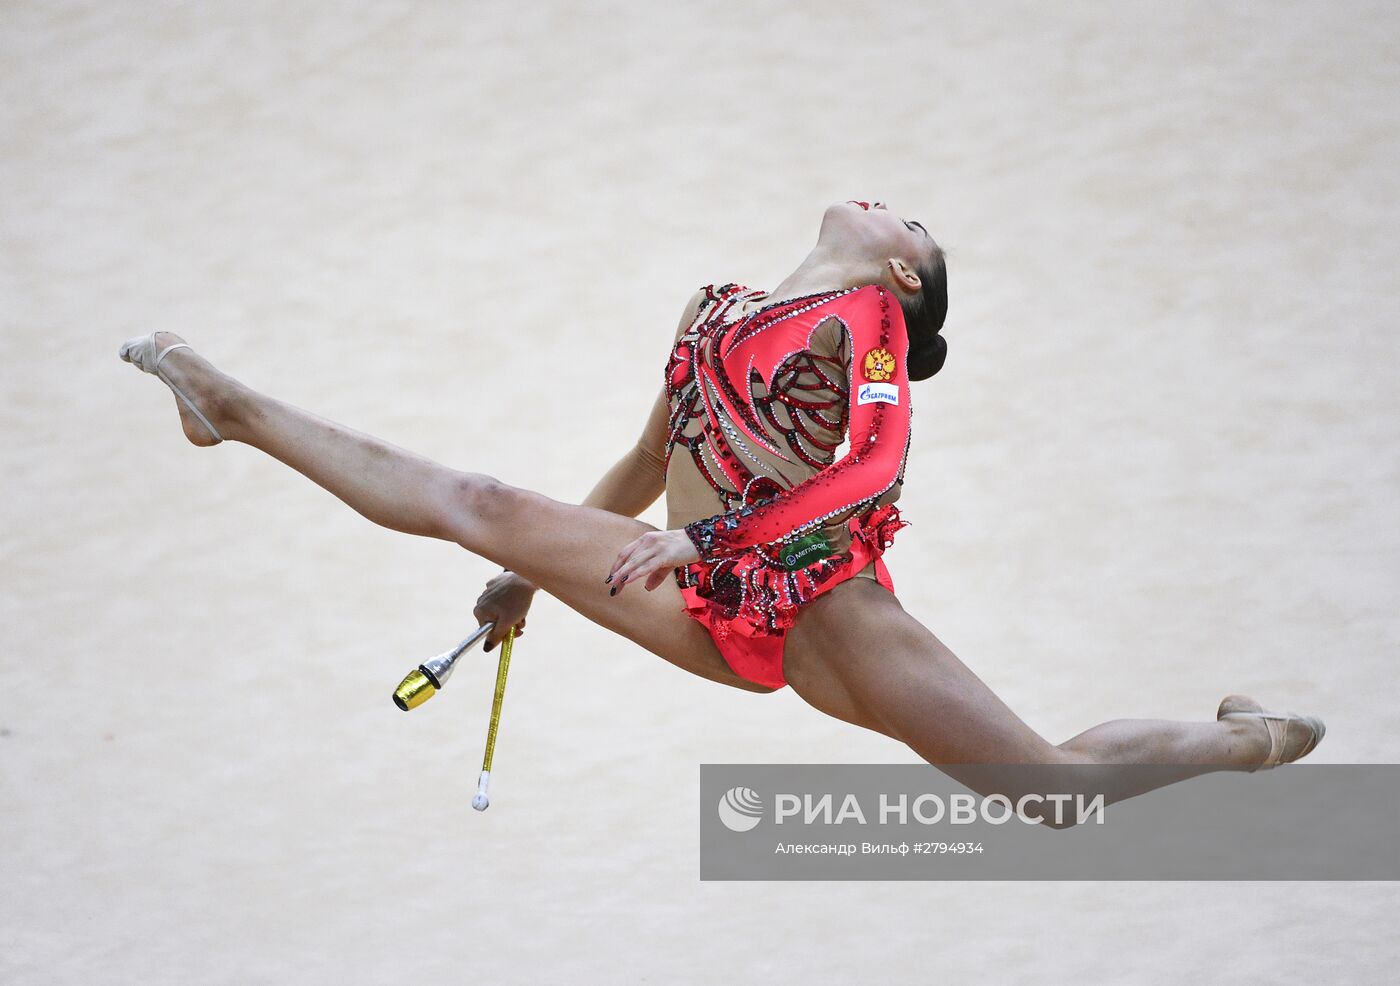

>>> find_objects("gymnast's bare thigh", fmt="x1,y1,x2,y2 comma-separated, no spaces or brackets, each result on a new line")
465,483,770,692
782,577,908,736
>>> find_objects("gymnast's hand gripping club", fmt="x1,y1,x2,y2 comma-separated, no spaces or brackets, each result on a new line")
392,621,496,711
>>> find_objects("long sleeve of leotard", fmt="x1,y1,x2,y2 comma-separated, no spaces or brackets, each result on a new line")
683,286,913,560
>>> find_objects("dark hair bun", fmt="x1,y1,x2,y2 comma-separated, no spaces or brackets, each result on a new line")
908,333,946,381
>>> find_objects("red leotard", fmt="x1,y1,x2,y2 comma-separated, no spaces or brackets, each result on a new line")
664,282,912,688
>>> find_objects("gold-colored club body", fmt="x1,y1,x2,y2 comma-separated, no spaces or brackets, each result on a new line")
392,621,496,711
393,668,436,711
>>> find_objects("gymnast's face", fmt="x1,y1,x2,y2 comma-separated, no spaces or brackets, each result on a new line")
819,200,939,293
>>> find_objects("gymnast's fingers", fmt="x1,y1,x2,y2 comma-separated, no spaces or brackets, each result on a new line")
611,532,664,588
608,536,645,583
611,546,659,595
611,556,643,593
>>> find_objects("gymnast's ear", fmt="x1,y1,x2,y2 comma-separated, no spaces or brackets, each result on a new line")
887,258,922,295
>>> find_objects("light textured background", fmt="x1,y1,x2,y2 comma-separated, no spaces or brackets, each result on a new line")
3,1,1397,983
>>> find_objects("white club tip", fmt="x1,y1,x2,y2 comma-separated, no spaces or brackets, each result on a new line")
472,769,491,812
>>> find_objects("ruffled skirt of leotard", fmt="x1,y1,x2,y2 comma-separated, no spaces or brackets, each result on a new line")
675,502,908,643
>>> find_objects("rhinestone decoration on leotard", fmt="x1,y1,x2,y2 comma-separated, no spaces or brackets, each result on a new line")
663,283,915,636
677,288,907,545
665,286,857,506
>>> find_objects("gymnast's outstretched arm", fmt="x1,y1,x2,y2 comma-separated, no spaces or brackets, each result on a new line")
577,388,670,517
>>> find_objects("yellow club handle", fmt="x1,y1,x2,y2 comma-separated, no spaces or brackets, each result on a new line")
482,626,515,773
473,626,517,811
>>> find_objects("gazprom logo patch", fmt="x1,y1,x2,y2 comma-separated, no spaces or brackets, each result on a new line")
717,787,765,832
857,382,899,406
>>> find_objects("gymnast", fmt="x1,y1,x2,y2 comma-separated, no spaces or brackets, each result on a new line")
119,199,1323,808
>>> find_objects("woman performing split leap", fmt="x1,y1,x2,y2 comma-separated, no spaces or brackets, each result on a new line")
118,200,1323,809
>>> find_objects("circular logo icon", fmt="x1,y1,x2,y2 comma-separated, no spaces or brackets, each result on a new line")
863,347,897,382
717,786,764,832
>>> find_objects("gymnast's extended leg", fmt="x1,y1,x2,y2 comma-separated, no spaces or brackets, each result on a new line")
121,333,766,691
784,578,1317,808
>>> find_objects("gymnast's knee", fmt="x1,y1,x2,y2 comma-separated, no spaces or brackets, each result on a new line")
449,472,526,548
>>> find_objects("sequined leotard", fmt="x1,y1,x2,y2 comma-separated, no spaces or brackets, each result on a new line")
664,282,913,689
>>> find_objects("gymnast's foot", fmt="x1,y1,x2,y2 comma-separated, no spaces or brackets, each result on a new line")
1217,694,1326,770
118,331,237,447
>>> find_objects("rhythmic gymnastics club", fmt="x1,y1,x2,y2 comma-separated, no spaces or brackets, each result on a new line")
393,622,495,711
472,625,516,811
